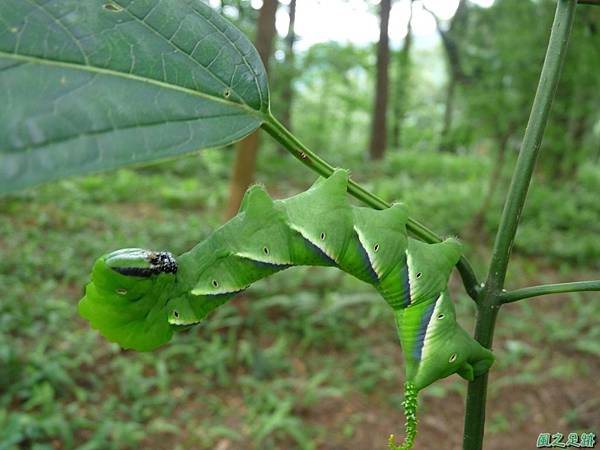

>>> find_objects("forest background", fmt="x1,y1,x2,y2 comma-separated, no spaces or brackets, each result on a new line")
1,0,599,449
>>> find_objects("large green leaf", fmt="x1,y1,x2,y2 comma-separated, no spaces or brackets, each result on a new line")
0,0,269,194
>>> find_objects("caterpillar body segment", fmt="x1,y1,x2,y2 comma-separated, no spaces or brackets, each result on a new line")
404,239,462,306
79,169,494,449
395,289,493,391
352,204,409,281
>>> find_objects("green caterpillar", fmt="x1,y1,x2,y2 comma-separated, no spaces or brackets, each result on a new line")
79,170,494,449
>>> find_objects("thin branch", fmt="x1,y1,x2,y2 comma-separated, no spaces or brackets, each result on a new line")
500,280,600,304
261,114,482,301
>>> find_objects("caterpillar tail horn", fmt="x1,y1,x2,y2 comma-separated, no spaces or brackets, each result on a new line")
389,381,418,450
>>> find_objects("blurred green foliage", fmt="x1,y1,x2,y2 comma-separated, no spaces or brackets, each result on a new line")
1,143,598,449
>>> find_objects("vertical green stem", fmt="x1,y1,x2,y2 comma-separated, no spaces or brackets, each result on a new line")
462,1,577,449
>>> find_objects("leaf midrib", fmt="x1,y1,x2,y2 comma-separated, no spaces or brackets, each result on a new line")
0,51,263,118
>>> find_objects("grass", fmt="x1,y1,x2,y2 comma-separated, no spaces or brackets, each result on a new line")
1,144,598,449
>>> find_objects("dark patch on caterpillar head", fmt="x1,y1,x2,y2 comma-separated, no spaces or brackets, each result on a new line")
112,251,177,278
149,252,178,273
111,266,158,277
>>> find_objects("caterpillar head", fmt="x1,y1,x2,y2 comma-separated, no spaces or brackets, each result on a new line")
79,248,187,351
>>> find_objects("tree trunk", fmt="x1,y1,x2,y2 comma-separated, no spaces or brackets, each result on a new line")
225,0,278,220
235,0,245,22
565,112,588,179
439,75,457,153
549,83,574,180
338,81,356,148
315,77,331,152
391,0,415,149
426,0,469,153
470,132,511,237
368,0,392,160
563,81,589,180
280,0,297,131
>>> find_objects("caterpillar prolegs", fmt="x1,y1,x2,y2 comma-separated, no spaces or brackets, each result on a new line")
79,170,494,449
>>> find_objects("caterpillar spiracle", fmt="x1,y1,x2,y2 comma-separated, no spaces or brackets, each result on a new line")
79,169,494,449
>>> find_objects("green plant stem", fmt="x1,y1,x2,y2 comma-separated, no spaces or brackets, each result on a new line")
500,280,600,304
261,113,481,300
462,1,577,450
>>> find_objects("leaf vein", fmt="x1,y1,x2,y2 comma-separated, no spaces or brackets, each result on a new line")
113,0,251,106
187,5,264,108
27,0,90,65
